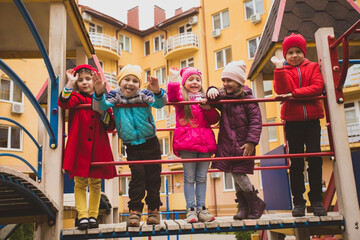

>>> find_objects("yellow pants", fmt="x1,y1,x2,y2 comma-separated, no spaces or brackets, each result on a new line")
74,177,102,219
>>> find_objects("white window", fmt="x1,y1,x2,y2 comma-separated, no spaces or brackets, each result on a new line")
159,137,169,157
154,67,166,85
215,47,232,70
0,124,22,151
120,141,127,158
223,172,235,191
119,34,131,52
344,101,360,142
144,40,150,56
263,80,273,97
180,57,194,69
248,36,261,59
153,35,164,52
244,0,265,20
267,118,278,142
144,69,151,83
160,175,172,194
0,78,23,103
156,107,168,121
89,22,103,33
120,177,131,196
212,9,230,30
179,24,192,34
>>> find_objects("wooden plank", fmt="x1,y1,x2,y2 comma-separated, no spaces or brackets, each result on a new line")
114,222,127,232
203,220,218,228
154,221,166,231
174,219,193,230
140,222,153,232
214,217,231,228
98,223,115,234
127,222,142,232
62,228,75,236
191,222,205,229
163,220,180,231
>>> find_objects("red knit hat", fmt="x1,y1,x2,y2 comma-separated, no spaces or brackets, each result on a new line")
282,33,307,58
73,64,98,76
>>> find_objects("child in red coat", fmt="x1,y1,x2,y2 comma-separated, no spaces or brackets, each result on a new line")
271,33,327,217
58,64,117,230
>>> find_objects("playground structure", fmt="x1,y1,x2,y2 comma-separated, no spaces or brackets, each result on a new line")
0,0,360,239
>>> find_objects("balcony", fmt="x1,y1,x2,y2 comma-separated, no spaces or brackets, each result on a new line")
103,71,117,90
89,32,121,59
321,122,360,149
163,32,199,59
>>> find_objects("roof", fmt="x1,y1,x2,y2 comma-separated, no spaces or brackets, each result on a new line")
248,0,360,80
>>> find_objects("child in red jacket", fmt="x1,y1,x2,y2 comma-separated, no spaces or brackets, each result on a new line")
58,64,117,230
271,33,327,217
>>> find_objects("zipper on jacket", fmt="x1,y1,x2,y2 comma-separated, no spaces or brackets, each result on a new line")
297,66,308,120
127,99,140,142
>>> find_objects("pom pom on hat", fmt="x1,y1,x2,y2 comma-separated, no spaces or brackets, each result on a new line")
180,67,202,86
117,64,143,85
73,64,98,76
282,33,307,58
221,60,247,86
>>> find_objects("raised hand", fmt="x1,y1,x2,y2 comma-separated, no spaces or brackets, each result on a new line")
169,66,181,82
65,69,78,89
207,88,219,100
270,56,284,69
93,72,106,97
147,76,161,94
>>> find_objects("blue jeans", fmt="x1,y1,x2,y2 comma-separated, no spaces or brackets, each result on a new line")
179,151,211,210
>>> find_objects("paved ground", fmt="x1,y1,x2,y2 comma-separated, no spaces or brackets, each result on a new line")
130,233,237,240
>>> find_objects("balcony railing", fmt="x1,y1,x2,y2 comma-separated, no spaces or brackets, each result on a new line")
163,32,199,56
89,32,121,56
321,122,360,146
103,71,117,89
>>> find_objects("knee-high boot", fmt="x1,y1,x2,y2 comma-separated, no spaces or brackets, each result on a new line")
242,186,266,219
233,191,249,220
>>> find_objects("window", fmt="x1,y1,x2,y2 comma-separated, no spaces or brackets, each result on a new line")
120,141,127,158
156,107,168,121
144,69,151,83
159,137,169,156
180,57,194,69
215,47,232,70
0,124,22,150
248,36,261,59
89,22,103,33
344,102,360,142
0,78,23,103
153,35,164,52
120,177,131,196
223,172,235,191
263,80,273,97
212,9,230,30
267,118,278,142
179,24,192,34
245,0,265,20
160,175,172,194
154,67,166,85
119,34,131,52
144,40,150,56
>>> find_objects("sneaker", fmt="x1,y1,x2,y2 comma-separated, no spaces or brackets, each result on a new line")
127,210,141,227
88,217,99,229
147,209,160,225
77,218,89,230
311,202,327,216
186,207,198,223
292,204,306,217
198,206,215,222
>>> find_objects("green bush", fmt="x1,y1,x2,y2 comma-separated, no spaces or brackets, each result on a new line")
235,231,257,240
9,223,33,240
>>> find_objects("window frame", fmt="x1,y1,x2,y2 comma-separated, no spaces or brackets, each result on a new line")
244,0,265,20
180,57,194,69
178,24,192,34
215,47,232,70
160,175,172,194
153,35,164,53
263,80,273,98
212,9,230,31
247,36,261,59
144,69,151,83
156,107,168,121
159,137,169,157
267,118,278,142
120,177,131,196
89,22,103,33
119,34,131,52
0,124,23,151
0,78,24,103
144,40,150,56
154,67,166,85
223,172,235,191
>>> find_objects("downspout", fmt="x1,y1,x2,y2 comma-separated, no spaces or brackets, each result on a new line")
200,0,210,88
213,178,218,216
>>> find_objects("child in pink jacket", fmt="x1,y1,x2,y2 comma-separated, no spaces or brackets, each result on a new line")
167,67,219,223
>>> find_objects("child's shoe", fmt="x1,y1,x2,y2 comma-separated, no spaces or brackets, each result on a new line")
77,218,90,230
147,209,160,225
127,210,141,227
186,207,198,223
292,203,306,217
310,202,327,216
198,206,215,222
88,217,99,229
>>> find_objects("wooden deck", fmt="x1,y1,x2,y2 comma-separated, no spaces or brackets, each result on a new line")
61,212,344,240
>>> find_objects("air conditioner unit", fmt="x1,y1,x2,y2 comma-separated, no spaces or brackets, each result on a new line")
210,172,221,179
11,102,24,114
212,29,221,38
250,13,261,24
82,12,92,22
189,16,198,25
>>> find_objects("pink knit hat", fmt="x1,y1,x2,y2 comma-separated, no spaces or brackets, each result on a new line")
221,61,247,85
180,67,202,86
282,33,307,58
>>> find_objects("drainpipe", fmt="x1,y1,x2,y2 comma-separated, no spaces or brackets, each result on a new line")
200,0,210,88
213,178,218,216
